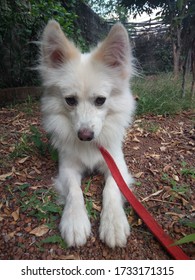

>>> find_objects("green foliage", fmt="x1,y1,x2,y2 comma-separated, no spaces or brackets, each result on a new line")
29,0,77,38
10,125,58,160
85,198,98,219
172,233,195,245
15,183,62,227
30,125,47,156
172,218,195,246
8,182,66,249
40,235,67,249
84,179,99,219
181,162,195,179
10,133,32,158
133,73,195,116
0,0,82,88
87,0,130,21
161,172,190,199
30,125,58,161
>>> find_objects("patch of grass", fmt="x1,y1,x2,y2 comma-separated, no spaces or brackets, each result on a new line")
7,182,67,250
161,173,190,198
10,125,58,160
13,184,62,229
6,183,63,252
138,120,160,133
172,219,195,245
30,125,58,161
181,162,195,179
40,235,67,249
135,181,142,187
84,178,93,194
83,178,99,219
10,133,32,158
132,73,195,115
85,198,98,220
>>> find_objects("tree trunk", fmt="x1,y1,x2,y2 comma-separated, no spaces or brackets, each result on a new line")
172,26,182,79
173,41,180,79
191,40,195,99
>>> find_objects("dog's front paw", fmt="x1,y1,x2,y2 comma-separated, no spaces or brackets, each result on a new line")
60,206,91,247
99,207,130,248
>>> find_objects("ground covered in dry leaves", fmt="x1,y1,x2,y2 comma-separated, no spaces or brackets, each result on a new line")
0,102,195,260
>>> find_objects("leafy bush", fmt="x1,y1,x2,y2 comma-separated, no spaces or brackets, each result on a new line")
0,0,80,88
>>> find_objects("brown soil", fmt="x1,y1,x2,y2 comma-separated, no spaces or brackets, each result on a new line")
0,102,195,260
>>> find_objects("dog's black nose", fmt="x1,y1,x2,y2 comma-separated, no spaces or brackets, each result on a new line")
78,128,94,141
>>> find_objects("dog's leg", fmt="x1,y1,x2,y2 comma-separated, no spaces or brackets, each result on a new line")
55,161,91,247
99,151,133,248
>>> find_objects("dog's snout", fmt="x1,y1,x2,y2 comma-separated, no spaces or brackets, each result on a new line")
78,128,94,141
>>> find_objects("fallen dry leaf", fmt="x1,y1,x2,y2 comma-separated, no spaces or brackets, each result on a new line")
134,171,144,179
133,146,140,150
163,165,171,173
53,254,80,260
165,212,185,219
145,153,160,160
18,156,30,164
92,202,101,212
8,231,16,238
0,171,13,181
30,185,43,190
32,166,41,174
132,136,140,143
160,146,166,152
11,207,20,221
172,174,179,182
30,224,49,237
142,189,164,201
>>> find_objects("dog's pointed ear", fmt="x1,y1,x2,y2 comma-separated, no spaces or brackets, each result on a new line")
93,23,132,78
41,20,79,68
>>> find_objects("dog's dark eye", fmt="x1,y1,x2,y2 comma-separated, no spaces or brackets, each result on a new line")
94,97,106,106
65,96,78,106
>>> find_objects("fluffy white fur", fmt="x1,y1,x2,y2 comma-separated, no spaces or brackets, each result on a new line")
40,20,136,248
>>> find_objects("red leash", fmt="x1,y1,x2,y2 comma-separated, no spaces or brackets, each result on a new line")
99,146,190,260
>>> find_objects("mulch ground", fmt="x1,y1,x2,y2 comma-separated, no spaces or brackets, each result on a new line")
0,102,195,260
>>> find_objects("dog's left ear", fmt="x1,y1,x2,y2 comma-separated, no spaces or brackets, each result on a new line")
93,23,132,78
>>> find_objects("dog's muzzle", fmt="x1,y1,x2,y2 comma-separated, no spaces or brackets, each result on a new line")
77,128,94,141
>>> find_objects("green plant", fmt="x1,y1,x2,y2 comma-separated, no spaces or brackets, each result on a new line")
181,162,195,178
30,125,48,156
138,120,160,133
10,133,32,158
161,173,190,198
172,220,195,245
40,235,67,249
133,73,195,116
30,125,58,161
0,0,81,88
15,184,62,228
83,178,99,219
85,198,98,219
173,233,195,245
84,178,93,194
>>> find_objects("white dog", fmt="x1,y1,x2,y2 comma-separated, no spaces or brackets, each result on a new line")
39,20,136,248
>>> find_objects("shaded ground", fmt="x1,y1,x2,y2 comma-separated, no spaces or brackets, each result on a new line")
0,102,195,260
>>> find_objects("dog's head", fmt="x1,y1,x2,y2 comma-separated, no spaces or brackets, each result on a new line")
40,20,134,143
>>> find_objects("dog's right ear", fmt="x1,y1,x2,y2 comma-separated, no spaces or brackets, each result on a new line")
41,20,79,68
